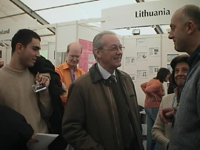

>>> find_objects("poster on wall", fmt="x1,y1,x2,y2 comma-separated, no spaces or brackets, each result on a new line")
79,51,88,72
79,39,93,51
137,52,148,61
149,47,160,56
167,54,179,63
149,66,160,74
129,74,136,82
79,39,95,72
136,38,147,47
125,57,135,65
137,70,148,79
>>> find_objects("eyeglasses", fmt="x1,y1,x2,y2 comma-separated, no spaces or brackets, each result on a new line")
100,45,125,51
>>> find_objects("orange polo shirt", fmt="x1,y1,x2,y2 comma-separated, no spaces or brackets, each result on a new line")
55,62,85,104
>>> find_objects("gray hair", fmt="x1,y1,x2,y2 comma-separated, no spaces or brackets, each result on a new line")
93,31,116,58
181,5,200,30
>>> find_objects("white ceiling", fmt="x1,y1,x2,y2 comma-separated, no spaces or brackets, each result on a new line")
0,0,170,45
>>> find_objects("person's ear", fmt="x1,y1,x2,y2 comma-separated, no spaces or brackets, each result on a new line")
94,49,102,59
15,43,24,54
186,20,195,34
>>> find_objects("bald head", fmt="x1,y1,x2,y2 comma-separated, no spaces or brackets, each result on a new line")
66,42,82,53
168,4,200,54
66,42,82,69
177,5,200,30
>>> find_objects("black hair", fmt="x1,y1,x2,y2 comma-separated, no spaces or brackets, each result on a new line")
11,29,41,54
155,68,170,83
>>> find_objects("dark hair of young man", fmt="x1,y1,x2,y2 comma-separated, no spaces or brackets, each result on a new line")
11,29,41,54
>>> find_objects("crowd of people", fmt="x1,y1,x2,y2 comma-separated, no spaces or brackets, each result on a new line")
0,4,200,150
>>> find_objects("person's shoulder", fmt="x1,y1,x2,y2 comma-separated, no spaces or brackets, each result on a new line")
77,66,85,74
55,62,66,70
0,66,8,76
117,69,130,77
149,78,160,84
162,93,175,105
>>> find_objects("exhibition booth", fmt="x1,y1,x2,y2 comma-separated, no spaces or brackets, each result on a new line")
0,0,199,107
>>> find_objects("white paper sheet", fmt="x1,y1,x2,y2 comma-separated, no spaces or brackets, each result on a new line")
28,133,58,150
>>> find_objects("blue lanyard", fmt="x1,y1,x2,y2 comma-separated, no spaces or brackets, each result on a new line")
70,71,75,82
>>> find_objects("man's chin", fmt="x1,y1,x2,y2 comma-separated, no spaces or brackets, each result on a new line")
116,63,121,68
27,63,35,67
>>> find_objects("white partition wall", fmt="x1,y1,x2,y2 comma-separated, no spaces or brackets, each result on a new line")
122,35,162,106
56,22,78,52
40,44,48,59
121,34,185,106
48,43,56,65
78,25,100,41
161,34,182,68
5,47,11,65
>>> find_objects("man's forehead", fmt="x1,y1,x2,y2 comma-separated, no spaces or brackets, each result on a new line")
172,9,182,20
102,34,120,45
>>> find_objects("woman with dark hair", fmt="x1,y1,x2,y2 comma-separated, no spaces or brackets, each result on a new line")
141,67,170,150
152,54,189,150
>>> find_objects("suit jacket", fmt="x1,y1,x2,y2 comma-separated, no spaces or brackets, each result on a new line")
62,63,144,150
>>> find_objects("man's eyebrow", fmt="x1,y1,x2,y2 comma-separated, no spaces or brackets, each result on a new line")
32,46,41,50
110,44,122,47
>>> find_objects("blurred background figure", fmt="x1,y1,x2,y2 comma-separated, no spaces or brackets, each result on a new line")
55,42,85,104
0,61,3,68
141,68,170,150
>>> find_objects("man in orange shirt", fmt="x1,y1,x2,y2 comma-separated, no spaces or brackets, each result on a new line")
55,42,85,104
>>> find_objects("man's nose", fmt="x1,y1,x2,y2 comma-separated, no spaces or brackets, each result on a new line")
36,51,40,57
168,31,173,39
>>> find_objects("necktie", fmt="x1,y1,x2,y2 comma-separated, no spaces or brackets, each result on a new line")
70,71,75,82
109,75,132,149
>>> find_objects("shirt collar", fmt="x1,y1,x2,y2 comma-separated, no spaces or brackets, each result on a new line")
97,63,116,79
188,45,200,68
63,62,77,71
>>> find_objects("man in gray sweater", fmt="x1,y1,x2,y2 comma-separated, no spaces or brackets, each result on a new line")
159,5,200,150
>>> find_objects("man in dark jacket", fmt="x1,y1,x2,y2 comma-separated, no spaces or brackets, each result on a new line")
62,31,144,150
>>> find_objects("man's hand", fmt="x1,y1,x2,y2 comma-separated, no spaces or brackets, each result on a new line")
36,72,50,88
159,107,174,124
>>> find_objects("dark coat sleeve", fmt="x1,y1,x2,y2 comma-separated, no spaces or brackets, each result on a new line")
62,83,104,150
0,105,34,150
